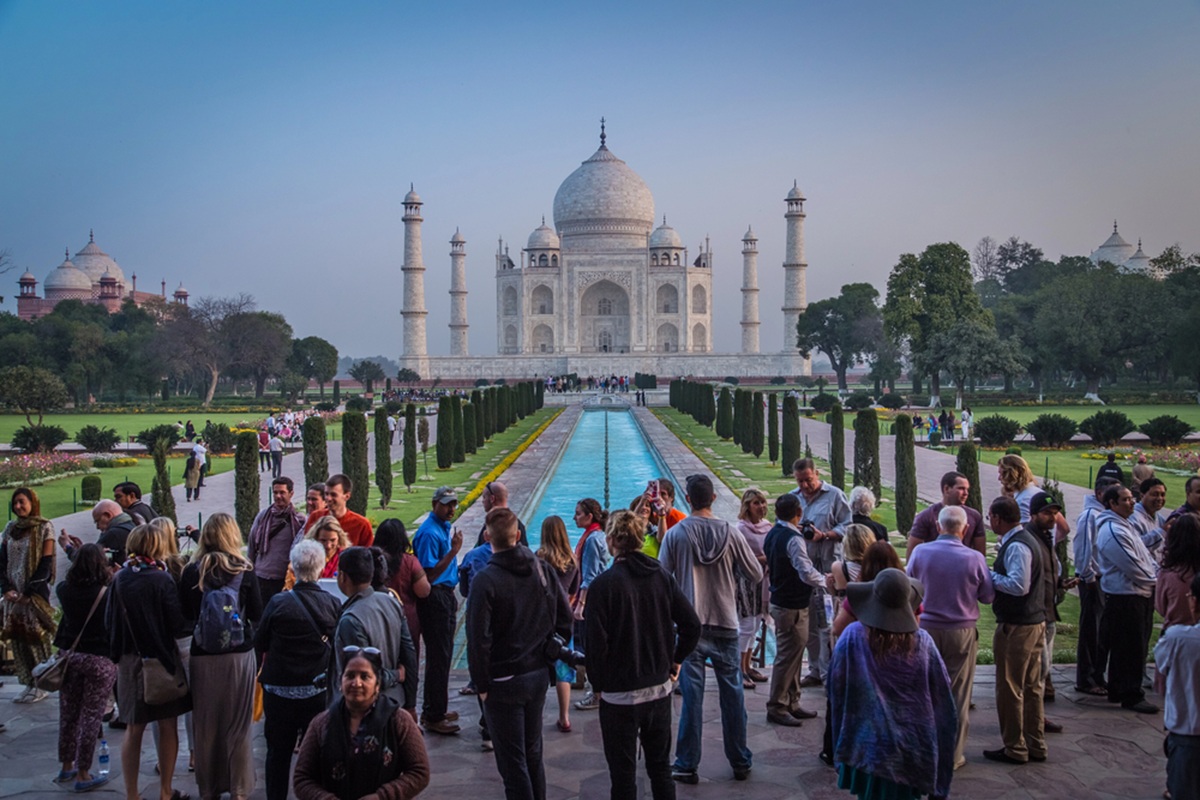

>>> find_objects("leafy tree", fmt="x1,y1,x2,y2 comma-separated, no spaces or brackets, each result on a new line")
922,318,1027,408
223,311,293,397
289,336,339,397
883,242,987,405
893,414,917,535
397,367,421,384
374,411,393,508
303,416,329,490
234,431,258,537
971,236,1002,283
277,372,309,403
956,442,983,513
750,391,765,458
853,410,881,499
183,294,256,406
716,387,734,440
781,394,800,477
0,365,68,426
767,393,779,465
1149,243,1200,278
829,403,845,490
436,397,454,469
402,404,417,492
349,359,387,394
151,438,179,525
795,282,883,391
342,411,369,514
995,236,1044,286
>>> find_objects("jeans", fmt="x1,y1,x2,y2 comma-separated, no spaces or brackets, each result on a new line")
271,451,283,478
1166,732,1200,800
417,585,457,721
674,628,751,773
803,588,832,681
262,691,326,800
600,696,674,800
1075,580,1108,690
483,668,549,800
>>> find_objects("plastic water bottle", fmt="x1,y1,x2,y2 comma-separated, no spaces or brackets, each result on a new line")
98,740,110,777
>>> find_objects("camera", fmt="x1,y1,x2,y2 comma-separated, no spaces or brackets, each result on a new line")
543,634,586,669
312,673,329,691
800,520,817,541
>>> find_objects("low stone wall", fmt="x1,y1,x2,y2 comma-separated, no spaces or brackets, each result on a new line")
399,352,811,380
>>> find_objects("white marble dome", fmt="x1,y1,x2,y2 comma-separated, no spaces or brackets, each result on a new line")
553,141,654,235
73,234,125,287
649,218,683,249
1125,240,1151,273
527,220,560,250
450,229,466,244
1090,222,1136,267
787,181,806,201
404,187,422,205
44,254,94,293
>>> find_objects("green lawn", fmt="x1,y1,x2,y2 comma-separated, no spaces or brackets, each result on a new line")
364,409,558,530
969,403,1200,429
0,412,347,447
4,455,236,525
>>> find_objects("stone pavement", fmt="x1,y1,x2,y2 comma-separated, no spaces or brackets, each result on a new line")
0,662,1169,798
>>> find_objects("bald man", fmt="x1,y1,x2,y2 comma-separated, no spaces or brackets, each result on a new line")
58,498,135,565
473,481,529,549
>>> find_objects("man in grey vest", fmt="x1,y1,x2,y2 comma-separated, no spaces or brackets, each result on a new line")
983,495,1050,765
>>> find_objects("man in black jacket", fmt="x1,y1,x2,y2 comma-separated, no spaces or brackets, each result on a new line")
586,509,700,800
467,508,571,800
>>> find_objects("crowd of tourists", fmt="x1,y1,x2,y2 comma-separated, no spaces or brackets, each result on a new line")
2,449,1198,800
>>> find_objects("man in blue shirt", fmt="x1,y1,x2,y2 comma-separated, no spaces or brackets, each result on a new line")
412,485,465,735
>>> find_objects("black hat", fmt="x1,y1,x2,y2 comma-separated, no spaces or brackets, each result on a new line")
1028,491,1062,516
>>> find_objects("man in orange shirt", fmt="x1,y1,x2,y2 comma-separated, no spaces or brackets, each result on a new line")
323,473,374,546
659,478,687,530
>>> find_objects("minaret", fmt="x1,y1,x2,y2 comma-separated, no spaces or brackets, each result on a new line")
740,226,760,354
449,229,468,356
782,181,809,372
401,185,428,358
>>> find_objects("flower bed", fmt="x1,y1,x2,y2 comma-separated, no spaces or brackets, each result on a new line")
0,452,95,488
1083,447,1200,474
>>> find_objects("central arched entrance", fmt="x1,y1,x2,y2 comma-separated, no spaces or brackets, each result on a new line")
580,279,631,353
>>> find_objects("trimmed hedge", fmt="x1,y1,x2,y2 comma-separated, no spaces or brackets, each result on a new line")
1025,413,1079,448
1080,410,1136,447
975,415,1022,448
1140,415,1192,447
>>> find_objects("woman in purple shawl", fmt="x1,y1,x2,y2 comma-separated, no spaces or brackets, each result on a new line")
830,568,957,799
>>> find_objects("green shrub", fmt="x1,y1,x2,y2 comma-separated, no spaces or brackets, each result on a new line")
830,404,845,490
81,474,102,503
716,388,733,440
151,438,177,525
781,394,800,477
374,410,393,508
203,421,237,455
894,414,917,535
315,401,337,413
811,393,838,413
975,415,1022,448
346,396,372,412
1140,415,1193,447
1079,409,1136,447
877,393,905,410
473,378,490,387
769,376,788,386
383,400,404,415
929,430,943,447
93,456,138,468
12,424,69,453
724,376,740,386
956,442,983,512
76,424,120,453
493,378,507,385
844,391,874,411
135,424,181,451
853,409,881,498
303,416,329,490
342,411,369,514
1025,413,1079,448
1005,446,1023,455
234,431,259,538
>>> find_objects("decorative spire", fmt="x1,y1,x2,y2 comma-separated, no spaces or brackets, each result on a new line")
410,182,414,192
541,215,545,225
662,215,667,225
89,229,94,243
1113,219,1118,233
600,117,606,147
64,247,69,259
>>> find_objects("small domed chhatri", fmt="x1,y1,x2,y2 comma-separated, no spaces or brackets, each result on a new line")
527,217,560,250
649,217,684,250
43,250,94,296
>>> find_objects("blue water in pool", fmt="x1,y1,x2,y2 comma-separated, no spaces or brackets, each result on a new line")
523,410,676,549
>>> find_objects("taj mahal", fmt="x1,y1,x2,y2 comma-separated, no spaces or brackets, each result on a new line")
396,123,812,380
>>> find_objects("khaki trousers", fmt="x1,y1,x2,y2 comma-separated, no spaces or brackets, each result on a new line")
767,605,809,715
927,626,979,766
993,622,1046,762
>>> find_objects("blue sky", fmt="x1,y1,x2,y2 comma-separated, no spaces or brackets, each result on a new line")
2,0,1197,358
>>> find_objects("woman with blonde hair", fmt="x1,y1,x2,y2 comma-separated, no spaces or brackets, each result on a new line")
536,515,580,732
180,512,263,800
108,522,191,800
736,488,771,687
307,515,350,579
997,454,1037,508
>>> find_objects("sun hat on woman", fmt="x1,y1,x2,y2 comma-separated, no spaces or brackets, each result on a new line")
846,568,924,634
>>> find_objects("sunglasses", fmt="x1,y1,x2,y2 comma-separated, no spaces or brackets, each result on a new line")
343,645,382,658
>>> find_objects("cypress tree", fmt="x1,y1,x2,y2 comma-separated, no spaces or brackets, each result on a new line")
731,389,744,446
303,416,329,491
470,390,485,449
462,402,477,455
956,442,983,513
535,380,544,409
853,409,881,499
894,413,917,538
332,379,341,406
417,416,430,477
751,391,765,458
151,437,178,526
234,431,259,538
830,403,846,490
509,385,519,426
452,395,466,463
704,386,717,428
374,410,392,508
342,411,369,514
740,390,754,454
402,404,417,493
716,388,734,440
436,397,454,468
767,393,779,465
781,394,800,476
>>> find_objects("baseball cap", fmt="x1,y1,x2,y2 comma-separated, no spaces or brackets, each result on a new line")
1028,491,1062,516
433,486,458,505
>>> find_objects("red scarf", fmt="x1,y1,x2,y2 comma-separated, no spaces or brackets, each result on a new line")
573,522,602,567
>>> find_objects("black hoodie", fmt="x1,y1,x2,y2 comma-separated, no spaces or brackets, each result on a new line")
465,544,572,693
584,551,701,694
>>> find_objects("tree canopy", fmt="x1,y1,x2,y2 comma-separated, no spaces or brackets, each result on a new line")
794,282,882,391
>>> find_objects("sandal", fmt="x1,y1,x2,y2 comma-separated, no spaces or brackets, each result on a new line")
746,668,769,683
742,677,756,690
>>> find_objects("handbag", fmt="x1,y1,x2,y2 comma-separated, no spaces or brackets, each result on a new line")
32,586,107,692
117,580,189,705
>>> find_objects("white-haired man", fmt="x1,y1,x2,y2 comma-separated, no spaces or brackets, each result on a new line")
907,504,995,769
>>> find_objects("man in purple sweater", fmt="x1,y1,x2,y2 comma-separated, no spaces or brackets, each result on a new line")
906,505,995,769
